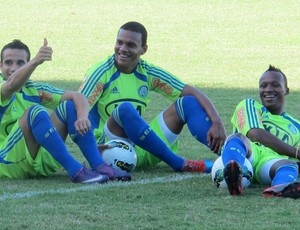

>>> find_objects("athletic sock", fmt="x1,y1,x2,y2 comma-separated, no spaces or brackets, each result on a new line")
221,137,247,166
271,164,298,186
28,105,82,177
113,102,184,171
175,96,212,146
55,101,104,169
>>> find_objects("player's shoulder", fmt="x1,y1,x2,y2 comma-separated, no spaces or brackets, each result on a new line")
236,98,261,108
283,112,300,125
86,55,115,74
137,58,169,74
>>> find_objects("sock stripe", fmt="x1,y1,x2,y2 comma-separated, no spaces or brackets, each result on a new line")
112,108,123,128
55,101,67,124
28,105,48,127
175,98,185,124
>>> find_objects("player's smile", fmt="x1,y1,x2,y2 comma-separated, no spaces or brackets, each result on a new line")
114,29,146,74
1,48,28,80
259,71,288,115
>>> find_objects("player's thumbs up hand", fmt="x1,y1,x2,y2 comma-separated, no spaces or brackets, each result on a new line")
43,38,48,47
32,38,53,65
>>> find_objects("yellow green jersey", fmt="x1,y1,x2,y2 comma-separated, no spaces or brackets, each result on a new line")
79,55,186,143
0,74,64,143
231,98,300,182
231,98,300,148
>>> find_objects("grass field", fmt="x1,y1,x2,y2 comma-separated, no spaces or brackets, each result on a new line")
1,1,300,229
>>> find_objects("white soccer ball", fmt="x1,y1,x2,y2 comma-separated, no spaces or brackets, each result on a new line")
211,156,253,189
102,139,137,173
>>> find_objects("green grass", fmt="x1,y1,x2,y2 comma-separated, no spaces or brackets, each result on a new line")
1,1,300,229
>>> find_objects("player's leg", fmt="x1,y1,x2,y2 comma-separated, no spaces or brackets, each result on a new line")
19,104,108,183
260,159,299,198
220,133,252,195
0,122,43,178
54,101,130,181
107,102,210,173
170,95,212,146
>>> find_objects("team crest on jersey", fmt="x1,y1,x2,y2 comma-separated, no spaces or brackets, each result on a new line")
39,91,53,102
138,85,148,98
288,124,298,134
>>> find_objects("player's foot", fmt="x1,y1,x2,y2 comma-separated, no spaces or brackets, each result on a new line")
94,163,132,181
223,160,243,195
71,167,109,184
262,182,300,199
182,160,213,173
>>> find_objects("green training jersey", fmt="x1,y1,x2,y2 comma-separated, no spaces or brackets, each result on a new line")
0,74,64,143
79,55,186,143
231,98,300,148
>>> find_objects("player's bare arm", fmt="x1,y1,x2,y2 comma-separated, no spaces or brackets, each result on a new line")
247,128,297,159
1,38,52,100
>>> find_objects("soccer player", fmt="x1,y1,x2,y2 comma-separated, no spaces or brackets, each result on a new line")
0,39,130,183
220,65,300,198
79,21,226,173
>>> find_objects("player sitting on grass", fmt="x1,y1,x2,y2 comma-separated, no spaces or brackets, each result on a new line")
0,39,130,183
79,21,226,173
220,65,300,198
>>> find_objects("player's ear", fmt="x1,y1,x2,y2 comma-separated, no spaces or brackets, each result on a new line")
141,45,148,55
285,86,290,95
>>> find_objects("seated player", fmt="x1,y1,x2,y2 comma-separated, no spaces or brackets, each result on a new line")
79,21,227,173
220,65,300,198
0,39,130,183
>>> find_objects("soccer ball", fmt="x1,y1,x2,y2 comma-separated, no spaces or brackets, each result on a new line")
211,156,253,189
102,139,137,173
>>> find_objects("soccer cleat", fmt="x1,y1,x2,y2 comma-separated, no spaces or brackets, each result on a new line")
182,160,213,173
94,163,132,181
262,182,300,199
71,167,109,184
223,160,243,195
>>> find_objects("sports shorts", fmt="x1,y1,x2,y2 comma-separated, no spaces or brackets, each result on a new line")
0,122,61,178
251,142,292,183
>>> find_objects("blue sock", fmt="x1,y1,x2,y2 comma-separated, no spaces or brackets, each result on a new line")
113,102,185,171
175,96,212,146
271,164,298,186
221,137,246,166
55,101,104,169
28,105,82,177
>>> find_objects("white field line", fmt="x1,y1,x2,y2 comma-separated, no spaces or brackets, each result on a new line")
0,173,209,201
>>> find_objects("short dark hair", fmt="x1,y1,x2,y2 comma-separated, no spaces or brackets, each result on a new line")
119,21,147,47
266,64,288,87
1,39,31,62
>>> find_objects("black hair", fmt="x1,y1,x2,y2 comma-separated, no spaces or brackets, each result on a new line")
1,39,31,62
119,21,147,47
266,64,288,87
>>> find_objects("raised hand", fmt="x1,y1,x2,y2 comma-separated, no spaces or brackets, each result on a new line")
32,38,53,65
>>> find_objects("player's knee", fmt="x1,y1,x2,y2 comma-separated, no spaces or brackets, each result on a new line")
225,133,252,156
55,101,76,124
117,102,137,119
182,96,198,108
28,104,49,127
177,96,205,117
